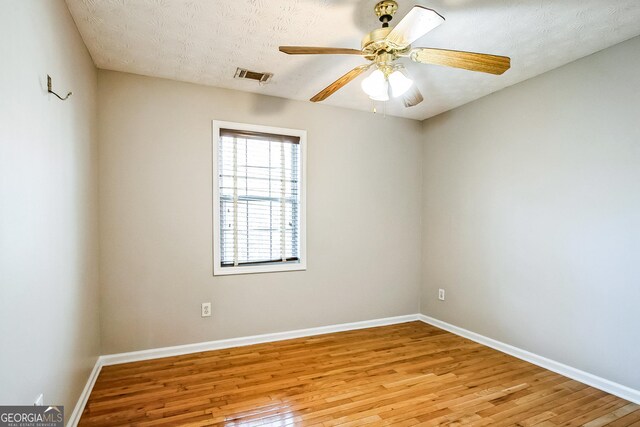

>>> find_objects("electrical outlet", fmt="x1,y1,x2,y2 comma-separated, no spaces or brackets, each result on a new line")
34,394,44,406
438,289,445,301
201,302,211,317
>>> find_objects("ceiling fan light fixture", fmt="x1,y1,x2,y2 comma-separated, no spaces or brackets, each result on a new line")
388,70,413,97
361,69,389,101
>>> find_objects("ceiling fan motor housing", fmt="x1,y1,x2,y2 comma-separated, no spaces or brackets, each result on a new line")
361,27,392,55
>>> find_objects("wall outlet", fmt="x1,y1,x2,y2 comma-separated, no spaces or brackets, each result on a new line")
438,289,445,301
34,394,44,406
201,302,211,317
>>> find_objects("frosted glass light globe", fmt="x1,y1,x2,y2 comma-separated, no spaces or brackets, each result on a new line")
361,69,389,101
388,70,413,98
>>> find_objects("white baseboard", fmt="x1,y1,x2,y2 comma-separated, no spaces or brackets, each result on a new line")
68,312,639,426
100,314,419,366
68,314,419,425
418,314,640,405
67,357,102,427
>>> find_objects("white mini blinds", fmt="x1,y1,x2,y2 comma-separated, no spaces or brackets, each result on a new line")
217,128,302,269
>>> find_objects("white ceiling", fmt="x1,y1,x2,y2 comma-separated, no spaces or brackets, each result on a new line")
66,0,640,121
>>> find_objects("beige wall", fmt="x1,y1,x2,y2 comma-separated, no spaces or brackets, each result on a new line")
97,70,423,354
3,1,636,411
0,0,99,419
421,36,640,390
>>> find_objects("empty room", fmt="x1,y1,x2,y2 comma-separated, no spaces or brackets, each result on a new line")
1,0,640,426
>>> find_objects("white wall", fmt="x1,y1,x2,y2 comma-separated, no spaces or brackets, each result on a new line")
0,0,99,419
97,70,423,354
421,36,640,390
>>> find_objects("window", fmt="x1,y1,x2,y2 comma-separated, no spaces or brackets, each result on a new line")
212,121,306,275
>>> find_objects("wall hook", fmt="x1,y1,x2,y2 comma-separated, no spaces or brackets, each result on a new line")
47,75,72,101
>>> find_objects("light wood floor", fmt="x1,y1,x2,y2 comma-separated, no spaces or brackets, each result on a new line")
79,322,639,426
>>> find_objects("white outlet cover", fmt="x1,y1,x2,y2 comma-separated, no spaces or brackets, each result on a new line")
438,289,445,301
201,302,212,317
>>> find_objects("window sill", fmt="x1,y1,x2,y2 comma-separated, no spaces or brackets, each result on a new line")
213,261,306,276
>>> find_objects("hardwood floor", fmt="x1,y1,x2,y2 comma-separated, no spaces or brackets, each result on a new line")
79,322,639,426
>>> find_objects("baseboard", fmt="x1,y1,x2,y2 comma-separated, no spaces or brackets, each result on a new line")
69,312,639,426
67,357,102,427
418,314,640,404
100,314,419,366
68,314,419,425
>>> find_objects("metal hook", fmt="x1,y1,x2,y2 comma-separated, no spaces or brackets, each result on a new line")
47,75,72,101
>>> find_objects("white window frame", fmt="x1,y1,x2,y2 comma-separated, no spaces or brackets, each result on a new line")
212,120,307,276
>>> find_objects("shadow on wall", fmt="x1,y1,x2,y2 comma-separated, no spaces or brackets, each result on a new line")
246,92,294,116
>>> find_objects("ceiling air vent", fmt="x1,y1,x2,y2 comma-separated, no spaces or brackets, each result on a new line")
234,68,273,84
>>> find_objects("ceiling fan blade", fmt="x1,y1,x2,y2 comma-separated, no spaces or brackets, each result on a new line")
279,46,363,55
410,48,511,75
310,64,372,102
385,6,445,49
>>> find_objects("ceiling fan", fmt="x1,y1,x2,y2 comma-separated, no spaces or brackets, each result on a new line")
279,0,511,107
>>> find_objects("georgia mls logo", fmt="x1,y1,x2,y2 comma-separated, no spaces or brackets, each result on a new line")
0,405,64,427
44,407,63,420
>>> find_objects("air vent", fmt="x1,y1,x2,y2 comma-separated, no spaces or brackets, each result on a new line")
234,68,273,84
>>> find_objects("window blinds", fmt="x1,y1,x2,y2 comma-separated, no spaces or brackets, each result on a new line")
218,129,301,267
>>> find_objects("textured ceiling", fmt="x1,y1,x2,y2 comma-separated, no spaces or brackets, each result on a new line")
66,0,640,120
